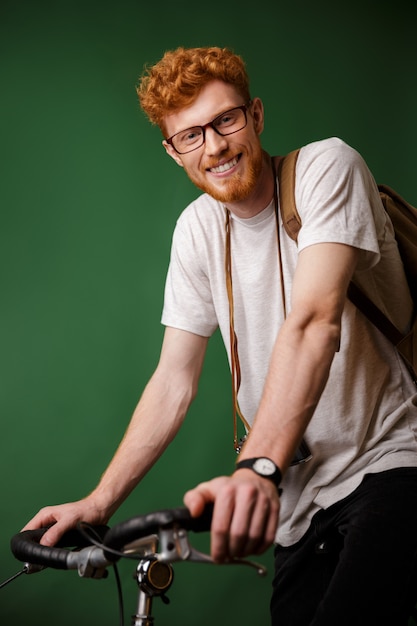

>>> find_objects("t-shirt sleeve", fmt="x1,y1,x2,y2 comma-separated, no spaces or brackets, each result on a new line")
161,216,218,337
295,138,382,272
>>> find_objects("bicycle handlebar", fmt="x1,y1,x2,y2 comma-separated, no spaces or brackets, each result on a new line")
103,505,213,559
11,503,267,580
10,525,110,570
10,505,213,571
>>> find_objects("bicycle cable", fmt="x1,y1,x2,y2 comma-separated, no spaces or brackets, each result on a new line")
3,524,125,626
76,521,125,626
0,565,29,590
77,520,156,561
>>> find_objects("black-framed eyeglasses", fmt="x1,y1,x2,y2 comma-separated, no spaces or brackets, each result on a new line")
165,103,251,155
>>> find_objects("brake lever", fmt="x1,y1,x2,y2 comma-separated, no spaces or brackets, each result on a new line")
156,526,267,576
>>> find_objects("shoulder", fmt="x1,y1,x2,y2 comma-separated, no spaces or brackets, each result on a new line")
292,137,382,267
298,137,366,173
175,193,224,233
170,193,225,260
294,137,376,204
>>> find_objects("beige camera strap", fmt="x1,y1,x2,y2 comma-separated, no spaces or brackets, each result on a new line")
224,156,286,452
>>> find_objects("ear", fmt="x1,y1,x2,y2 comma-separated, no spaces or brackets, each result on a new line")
162,140,184,167
250,97,264,135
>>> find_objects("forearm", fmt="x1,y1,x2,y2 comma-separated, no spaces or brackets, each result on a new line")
89,365,196,520
22,328,207,545
240,312,341,472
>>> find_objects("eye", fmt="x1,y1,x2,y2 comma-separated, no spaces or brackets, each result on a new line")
177,127,203,146
215,109,239,129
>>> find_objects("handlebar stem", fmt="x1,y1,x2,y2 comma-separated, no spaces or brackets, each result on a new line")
67,546,111,579
132,557,174,626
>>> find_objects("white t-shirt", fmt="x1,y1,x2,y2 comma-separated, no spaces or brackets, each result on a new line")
162,137,417,545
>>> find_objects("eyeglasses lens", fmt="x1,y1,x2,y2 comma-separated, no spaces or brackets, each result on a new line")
171,106,247,154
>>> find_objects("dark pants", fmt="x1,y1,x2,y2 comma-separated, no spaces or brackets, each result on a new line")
271,468,417,626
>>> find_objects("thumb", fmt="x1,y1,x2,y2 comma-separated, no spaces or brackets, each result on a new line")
183,484,214,518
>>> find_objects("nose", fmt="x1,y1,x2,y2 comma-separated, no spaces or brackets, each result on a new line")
204,126,228,155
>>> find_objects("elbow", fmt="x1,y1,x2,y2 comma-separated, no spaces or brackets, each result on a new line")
287,308,342,356
310,316,342,359
154,366,199,419
318,320,342,355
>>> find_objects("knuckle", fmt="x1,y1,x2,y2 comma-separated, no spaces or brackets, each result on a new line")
236,481,260,503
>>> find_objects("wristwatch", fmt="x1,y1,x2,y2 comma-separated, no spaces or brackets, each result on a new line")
235,457,282,489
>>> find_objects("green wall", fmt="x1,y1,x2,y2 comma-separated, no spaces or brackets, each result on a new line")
1,1,416,624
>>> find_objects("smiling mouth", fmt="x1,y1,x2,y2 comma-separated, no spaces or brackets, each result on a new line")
209,155,239,174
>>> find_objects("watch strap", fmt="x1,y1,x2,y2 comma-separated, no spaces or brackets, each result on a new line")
235,457,282,488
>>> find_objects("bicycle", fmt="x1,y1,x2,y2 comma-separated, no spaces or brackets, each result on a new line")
5,504,267,625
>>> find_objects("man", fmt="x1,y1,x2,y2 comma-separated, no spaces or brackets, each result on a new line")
24,47,417,624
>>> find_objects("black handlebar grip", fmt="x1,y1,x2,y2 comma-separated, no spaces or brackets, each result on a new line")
103,504,214,560
11,528,71,569
185,503,214,533
10,525,109,570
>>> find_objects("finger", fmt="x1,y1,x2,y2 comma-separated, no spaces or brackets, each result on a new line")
183,490,207,517
226,481,273,557
210,488,236,562
21,507,59,532
229,493,269,557
246,493,280,556
40,523,67,547
184,477,229,516
261,497,280,548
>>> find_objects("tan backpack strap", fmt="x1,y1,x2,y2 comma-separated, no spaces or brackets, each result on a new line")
277,148,414,380
277,148,301,242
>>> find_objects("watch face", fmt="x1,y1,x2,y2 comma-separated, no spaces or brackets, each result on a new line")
253,458,276,476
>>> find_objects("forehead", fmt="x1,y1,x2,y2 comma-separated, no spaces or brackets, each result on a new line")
164,80,243,138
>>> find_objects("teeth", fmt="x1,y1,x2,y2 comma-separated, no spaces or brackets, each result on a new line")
210,157,238,173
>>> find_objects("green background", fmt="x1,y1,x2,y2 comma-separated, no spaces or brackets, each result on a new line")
1,1,416,624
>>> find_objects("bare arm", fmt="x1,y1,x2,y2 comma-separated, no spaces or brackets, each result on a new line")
23,327,208,545
241,241,359,469
185,242,360,560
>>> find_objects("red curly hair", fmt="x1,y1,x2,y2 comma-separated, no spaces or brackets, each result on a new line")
137,47,251,135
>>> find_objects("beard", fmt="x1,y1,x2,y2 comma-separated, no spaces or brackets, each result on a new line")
185,144,264,204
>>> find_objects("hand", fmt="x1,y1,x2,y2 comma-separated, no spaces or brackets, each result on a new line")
184,470,280,563
21,495,109,547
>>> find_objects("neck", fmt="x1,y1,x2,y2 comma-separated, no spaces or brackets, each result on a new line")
224,151,276,219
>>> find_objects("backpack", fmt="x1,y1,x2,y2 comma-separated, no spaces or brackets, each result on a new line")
277,148,417,383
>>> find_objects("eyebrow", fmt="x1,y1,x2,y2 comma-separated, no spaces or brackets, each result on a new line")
175,104,242,135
